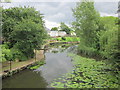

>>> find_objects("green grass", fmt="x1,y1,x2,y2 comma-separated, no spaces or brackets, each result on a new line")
50,37,80,42
51,53,119,88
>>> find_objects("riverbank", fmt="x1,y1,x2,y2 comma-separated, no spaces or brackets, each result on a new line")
1,42,78,78
51,53,119,88
1,50,45,78
2,43,74,88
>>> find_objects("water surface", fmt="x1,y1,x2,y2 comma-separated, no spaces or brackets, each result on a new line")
2,44,74,88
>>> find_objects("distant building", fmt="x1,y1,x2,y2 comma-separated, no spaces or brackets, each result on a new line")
49,31,58,37
45,27,76,37
48,31,66,37
58,31,66,37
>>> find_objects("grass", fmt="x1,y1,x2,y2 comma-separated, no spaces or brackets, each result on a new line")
50,37,80,42
2,50,44,74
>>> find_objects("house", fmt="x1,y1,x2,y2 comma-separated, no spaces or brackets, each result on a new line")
48,31,66,37
49,31,58,37
58,31,66,37
45,27,76,37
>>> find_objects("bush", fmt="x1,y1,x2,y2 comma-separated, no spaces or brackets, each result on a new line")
1,44,14,62
78,44,99,58
61,37,66,41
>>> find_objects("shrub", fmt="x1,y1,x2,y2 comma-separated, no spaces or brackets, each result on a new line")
61,37,66,41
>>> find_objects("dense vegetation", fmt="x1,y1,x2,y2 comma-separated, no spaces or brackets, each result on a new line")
59,22,71,35
1,0,119,89
72,1,101,58
72,1,119,69
51,0,119,88
1,7,47,62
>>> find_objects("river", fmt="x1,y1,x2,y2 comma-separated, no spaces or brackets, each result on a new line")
2,44,76,88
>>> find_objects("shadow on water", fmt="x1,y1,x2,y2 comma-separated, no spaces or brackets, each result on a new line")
2,44,77,88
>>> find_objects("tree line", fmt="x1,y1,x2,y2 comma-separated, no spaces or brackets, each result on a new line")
51,22,72,35
72,0,120,69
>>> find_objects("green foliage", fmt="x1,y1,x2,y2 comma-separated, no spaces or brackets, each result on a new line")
51,54,119,88
60,22,71,34
51,37,80,42
72,0,101,57
77,44,99,57
61,37,66,41
99,26,119,60
0,43,13,62
2,7,47,61
51,27,58,31
29,60,45,70
98,16,120,69
72,0,120,69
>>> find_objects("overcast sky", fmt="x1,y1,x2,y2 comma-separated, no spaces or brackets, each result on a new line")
1,0,118,29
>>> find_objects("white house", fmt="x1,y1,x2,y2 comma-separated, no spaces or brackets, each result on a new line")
48,31,66,37
58,31,66,37
49,31,58,37
45,27,76,37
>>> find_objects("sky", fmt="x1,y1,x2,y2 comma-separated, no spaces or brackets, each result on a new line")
1,0,119,29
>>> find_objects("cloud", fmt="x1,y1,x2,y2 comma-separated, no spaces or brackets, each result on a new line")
100,12,118,17
1,2,118,29
47,13,65,22
95,2,118,14
45,20,60,29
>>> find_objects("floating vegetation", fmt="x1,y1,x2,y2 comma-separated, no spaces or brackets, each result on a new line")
51,53,119,88
28,60,46,70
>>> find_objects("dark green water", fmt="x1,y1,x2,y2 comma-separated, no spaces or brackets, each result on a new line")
2,44,75,88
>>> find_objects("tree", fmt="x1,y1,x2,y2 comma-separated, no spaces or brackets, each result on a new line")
51,27,58,31
99,16,119,60
2,7,47,61
59,22,71,35
72,0,100,56
0,43,13,62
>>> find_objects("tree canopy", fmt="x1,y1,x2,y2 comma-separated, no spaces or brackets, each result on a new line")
51,27,58,31
59,22,71,35
72,0,100,56
2,7,47,61
72,0,119,66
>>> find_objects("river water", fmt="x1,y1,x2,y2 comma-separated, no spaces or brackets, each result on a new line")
2,44,76,88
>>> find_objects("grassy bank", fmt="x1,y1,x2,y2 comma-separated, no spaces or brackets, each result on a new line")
1,50,45,76
50,37,80,42
51,53,119,88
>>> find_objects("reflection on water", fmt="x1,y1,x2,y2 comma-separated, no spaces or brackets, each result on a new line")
3,70,48,88
2,44,75,88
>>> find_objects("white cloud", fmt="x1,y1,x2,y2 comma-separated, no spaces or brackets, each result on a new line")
47,13,65,21
100,12,118,17
45,20,60,29
1,1,118,29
